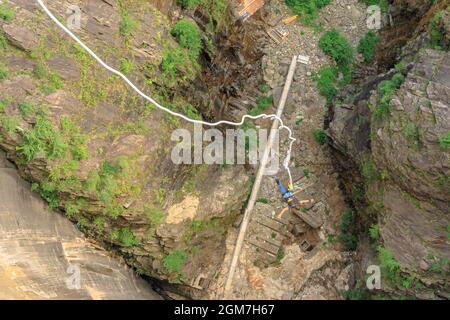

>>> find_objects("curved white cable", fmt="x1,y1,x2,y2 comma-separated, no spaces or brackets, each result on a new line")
36,0,296,184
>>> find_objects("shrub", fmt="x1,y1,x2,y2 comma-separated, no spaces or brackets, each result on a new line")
161,48,195,83
429,11,448,51
369,224,379,241
362,159,377,181
313,128,326,145
0,32,7,49
18,115,68,162
338,210,357,250
319,29,354,69
0,3,15,22
374,73,405,119
438,131,450,150
249,95,273,116
357,31,379,62
118,228,139,247
119,58,135,74
163,250,187,273
0,63,7,80
18,100,36,117
315,66,338,104
285,0,331,20
377,246,401,285
120,11,137,38
177,0,203,9
171,19,202,59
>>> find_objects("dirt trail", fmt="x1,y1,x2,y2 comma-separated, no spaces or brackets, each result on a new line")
211,0,369,299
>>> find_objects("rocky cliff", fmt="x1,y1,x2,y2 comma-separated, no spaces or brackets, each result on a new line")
0,0,252,298
328,0,449,299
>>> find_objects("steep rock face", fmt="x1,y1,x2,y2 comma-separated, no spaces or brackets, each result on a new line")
372,48,449,277
0,0,251,298
328,2,449,298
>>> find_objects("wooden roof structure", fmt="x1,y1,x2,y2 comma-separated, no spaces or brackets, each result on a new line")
237,0,265,21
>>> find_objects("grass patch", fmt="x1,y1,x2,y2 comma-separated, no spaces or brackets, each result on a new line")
285,0,331,23
315,66,339,104
171,19,203,59
119,58,135,74
0,3,15,22
161,48,197,86
18,100,36,118
313,128,326,145
369,224,379,241
119,11,137,38
438,131,450,151
429,11,448,51
357,31,379,62
249,95,273,116
177,0,203,9
373,73,405,119
163,249,187,274
319,29,354,70
0,63,7,80
377,246,401,285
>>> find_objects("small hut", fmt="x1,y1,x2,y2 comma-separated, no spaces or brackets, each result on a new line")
236,0,265,21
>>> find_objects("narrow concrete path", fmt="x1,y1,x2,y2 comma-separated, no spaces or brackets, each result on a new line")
0,151,161,300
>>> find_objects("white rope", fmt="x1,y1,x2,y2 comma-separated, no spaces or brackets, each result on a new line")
36,0,296,184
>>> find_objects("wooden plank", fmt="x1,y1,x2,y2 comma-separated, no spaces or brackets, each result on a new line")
293,208,323,229
247,238,280,255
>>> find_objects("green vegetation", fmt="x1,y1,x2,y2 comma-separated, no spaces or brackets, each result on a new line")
285,0,331,23
85,157,135,219
303,168,310,178
369,224,379,241
338,210,358,250
315,66,339,104
341,280,371,300
177,0,203,9
275,248,285,265
119,11,137,38
163,250,187,273
249,95,273,116
359,0,388,13
115,227,139,247
377,246,401,285
0,32,7,50
18,100,36,118
0,3,15,22
319,29,354,72
32,62,64,94
373,73,405,119
256,198,269,204
171,19,203,59
0,63,7,80
357,31,379,62
438,131,450,151
161,48,197,85
313,128,326,145
119,58,135,74
362,159,378,182
429,11,448,51
402,122,422,148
